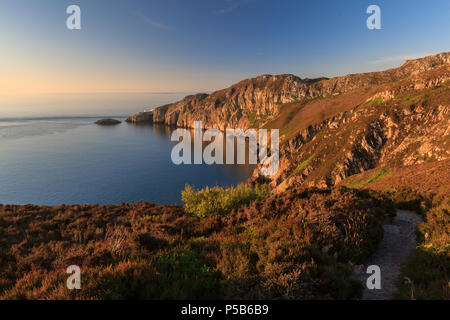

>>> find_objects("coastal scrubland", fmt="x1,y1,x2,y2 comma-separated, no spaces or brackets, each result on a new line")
0,186,394,300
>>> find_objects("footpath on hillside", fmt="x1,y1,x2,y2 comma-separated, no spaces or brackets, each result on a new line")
354,210,422,300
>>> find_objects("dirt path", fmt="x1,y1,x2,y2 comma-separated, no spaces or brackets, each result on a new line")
354,210,422,300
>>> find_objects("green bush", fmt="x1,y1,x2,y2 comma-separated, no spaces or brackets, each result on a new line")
182,183,270,218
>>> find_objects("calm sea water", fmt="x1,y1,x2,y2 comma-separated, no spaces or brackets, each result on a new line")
0,94,254,205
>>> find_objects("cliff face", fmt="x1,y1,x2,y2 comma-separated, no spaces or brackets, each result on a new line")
257,54,450,190
127,52,450,130
259,93,449,191
127,52,450,190
127,75,322,129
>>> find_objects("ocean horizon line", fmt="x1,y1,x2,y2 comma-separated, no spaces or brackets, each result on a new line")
0,115,130,122
0,91,201,96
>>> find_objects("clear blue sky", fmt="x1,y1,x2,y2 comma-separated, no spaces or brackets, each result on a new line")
0,0,449,93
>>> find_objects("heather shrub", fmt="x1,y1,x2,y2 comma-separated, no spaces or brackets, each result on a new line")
387,187,428,214
0,186,392,300
182,183,270,218
211,187,391,299
80,251,224,300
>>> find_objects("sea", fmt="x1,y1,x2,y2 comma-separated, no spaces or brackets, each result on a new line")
0,93,254,205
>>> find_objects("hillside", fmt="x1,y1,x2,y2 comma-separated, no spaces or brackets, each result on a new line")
126,52,450,131
127,52,450,193
340,160,449,300
0,188,395,299
126,52,450,300
261,83,449,191
340,160,450,196
1,52,448,300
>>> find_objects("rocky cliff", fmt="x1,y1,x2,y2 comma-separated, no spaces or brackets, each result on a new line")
127,52,450,130
127,52,450,190
259,92,449,191
251,54,450,190
126,75,322,129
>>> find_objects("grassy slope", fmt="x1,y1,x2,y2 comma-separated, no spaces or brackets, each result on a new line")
267,82,449,191
342,160,450,196
264,65,449,141
264,89,374,140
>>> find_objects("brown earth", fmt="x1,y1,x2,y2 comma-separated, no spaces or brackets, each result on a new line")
340,160,450,196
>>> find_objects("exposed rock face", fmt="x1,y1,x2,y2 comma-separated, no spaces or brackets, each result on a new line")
125,111,154,123
126,52,450,190
127,76,323,129
254,95,450,191
95,119,121,125
127,52,450,131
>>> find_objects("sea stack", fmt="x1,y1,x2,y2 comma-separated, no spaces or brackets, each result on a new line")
95,119,121,125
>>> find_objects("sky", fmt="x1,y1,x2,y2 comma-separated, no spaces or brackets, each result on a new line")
0,0,449,94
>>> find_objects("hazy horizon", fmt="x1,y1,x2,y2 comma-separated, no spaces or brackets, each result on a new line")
1,49,447,118
1,48,448,96
0,92,189,118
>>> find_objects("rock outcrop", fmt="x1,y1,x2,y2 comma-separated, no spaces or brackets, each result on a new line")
260,98,450,191
126,52,450,190
127,52,450,131
95,119,121,125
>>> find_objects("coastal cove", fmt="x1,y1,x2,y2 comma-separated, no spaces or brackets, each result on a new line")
0,116,254,206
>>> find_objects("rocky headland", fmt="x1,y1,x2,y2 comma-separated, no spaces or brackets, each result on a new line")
127,52,450,192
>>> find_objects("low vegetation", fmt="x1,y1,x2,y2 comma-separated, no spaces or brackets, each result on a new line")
247,111,273,128
347,168,389,188
0,186,395,300
340,161,449,300
357,97,384,110
295,154,314,174
392,192,449,300
182,183,270,218
396,84,449,108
